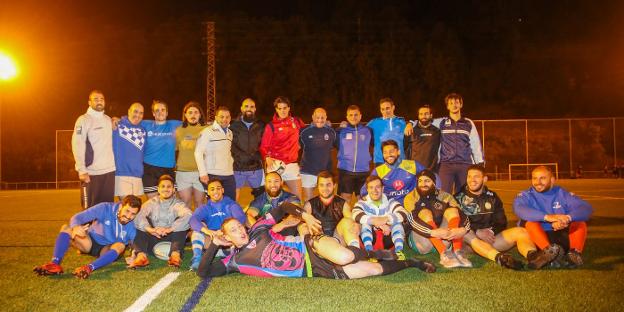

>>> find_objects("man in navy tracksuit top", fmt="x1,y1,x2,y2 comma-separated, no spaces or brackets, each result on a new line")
33,196,142,279
113,102,147,198
300,108,336,201
336,105,372,203
433,93,484,194
404,105,440,172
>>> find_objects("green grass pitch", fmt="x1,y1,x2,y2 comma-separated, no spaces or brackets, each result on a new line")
1,179,623,311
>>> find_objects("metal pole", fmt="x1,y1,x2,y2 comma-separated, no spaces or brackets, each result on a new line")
568,119,573,178
614,118,618,167
481,120,486,163
525,119,529,178
55,130,58,189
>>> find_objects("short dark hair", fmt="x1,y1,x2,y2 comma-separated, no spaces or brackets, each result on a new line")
467,164,486,175
152,99,168,112
216,106,230,114
418,104,432,114
89,89,104,98
158,174,175,185
365,175,383,187
273,96,291,108
379,98,394,106
346,104,361,112
207,179,223,188
317,171,334,183
265,171,283,181
381,140,399,150
445,93,463,105
122,195,142,209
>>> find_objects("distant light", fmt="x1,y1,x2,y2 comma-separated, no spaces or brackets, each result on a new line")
0,52,18,81
517,18,523,22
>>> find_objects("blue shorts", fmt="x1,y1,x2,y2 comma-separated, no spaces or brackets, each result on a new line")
234,169,264,189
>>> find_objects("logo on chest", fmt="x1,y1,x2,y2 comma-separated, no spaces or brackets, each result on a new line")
392,180,405,190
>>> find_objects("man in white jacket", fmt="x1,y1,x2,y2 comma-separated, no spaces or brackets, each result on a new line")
71,90,116,208
194,106,236,200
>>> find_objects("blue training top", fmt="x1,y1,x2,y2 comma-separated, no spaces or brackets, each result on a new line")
113,116,146,177
189,196,246,232
141,119,182,168
367,116,406,164
299,125,336,175
70,202,136,246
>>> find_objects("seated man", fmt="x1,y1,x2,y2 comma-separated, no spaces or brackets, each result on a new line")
405,170,471,268
513,166,593,269
33,196,142,279
128,175,192,269
189,179,247,270
196,202,435,279
247,171,301,227
455,165,536,270
300,171,360,248
360,140,424,205
353,175,409,260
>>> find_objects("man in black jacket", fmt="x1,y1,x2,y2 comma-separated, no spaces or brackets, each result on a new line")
230,98,266,201
455,165,537,270
404,105,440,172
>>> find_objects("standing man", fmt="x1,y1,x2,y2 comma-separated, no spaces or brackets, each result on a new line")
230,98,265,202
360,140,425,205
513,166,593,269
71,90,115,208
367,98,406,165
195,106,236,200
433,93,484,194
113,102,147,199
300,108,336,201
259,96,305,199
140,100,182,198
336,105,372,204
175,101,207,209
455,165,536,270
404,105,441,172
33,196,142,279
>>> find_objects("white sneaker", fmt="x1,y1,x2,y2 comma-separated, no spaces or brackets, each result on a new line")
454,250,473,268
439,251,462,268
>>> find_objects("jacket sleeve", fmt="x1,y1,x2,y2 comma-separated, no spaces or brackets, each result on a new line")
134,202,152,231
406,211,434,238
352,203,373,225
71,115,90,174
468,119,484,164
230,202,247,225
69,202,105,227
491,195,508,234
197,241,228,278
189,206,207,232
513,193,546,222
259,124,273,159
388,200,409,224
194,128,209,176
564,191,593,222
171,202,193,232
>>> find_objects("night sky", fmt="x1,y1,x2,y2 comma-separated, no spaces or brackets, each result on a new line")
0,1,623,181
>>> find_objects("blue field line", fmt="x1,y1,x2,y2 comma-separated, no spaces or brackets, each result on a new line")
180,277,213,312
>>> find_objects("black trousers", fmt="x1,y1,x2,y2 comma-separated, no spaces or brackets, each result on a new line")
81,171,115,209
133,230,188,257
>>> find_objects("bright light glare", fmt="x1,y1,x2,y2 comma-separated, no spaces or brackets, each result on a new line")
0,52,18,81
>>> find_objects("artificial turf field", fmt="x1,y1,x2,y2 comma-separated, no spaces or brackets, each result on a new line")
1,179,623,311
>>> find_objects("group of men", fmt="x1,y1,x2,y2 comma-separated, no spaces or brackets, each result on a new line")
33,90,592,279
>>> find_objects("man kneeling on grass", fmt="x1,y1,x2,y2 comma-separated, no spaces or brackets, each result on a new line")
127,175,192,269
33,195,141,279
196,202,435,279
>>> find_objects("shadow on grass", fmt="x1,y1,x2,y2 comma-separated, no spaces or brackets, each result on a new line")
587,216,624,227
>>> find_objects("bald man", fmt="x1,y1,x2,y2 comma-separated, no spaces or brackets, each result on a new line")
230,98,266,201
513,166,593,269
300,108,336,201
113,102,147,199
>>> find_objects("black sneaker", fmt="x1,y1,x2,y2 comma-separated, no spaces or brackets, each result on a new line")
566,249,583,268
495,253,523,270
527,244,562,270
407,258,437,273
369,249,398,261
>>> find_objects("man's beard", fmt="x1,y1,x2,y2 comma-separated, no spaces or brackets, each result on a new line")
419,119,432,127
242,111,255,123
417,186,436,197
267,188,281,197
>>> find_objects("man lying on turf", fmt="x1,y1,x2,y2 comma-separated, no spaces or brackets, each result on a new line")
127,174,192,269
513,166,593,268
404,170,471,268
455,165,537,270
33,195,142,279
196,202,435,279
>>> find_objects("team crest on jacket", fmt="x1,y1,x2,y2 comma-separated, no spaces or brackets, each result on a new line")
324,134,329,140
553,202,562,209
434,202,444,210
484,202,492,210
392,180,405,190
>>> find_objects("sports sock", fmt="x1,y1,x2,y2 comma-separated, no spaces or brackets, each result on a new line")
525,221,550,250
469,238,499,261
391,223,404,252
379,260,409,275
51,232,71,264
89,249,119,271
346,246,368,264
448,217,462,251
426,220,447,254
361,225,374,251
191,232,206,260
568,222,587,252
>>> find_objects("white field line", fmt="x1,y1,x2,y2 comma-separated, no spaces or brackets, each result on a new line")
123,272,181,312
490,188,624,201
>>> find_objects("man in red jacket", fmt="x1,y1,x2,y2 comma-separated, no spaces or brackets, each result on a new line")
259,96,305,200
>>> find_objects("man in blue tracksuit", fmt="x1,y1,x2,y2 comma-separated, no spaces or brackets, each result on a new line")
336,105,372,203
432,93,484,194
33,196,142,279
367,98,407,165
113,102,147,198
189,179,246,270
